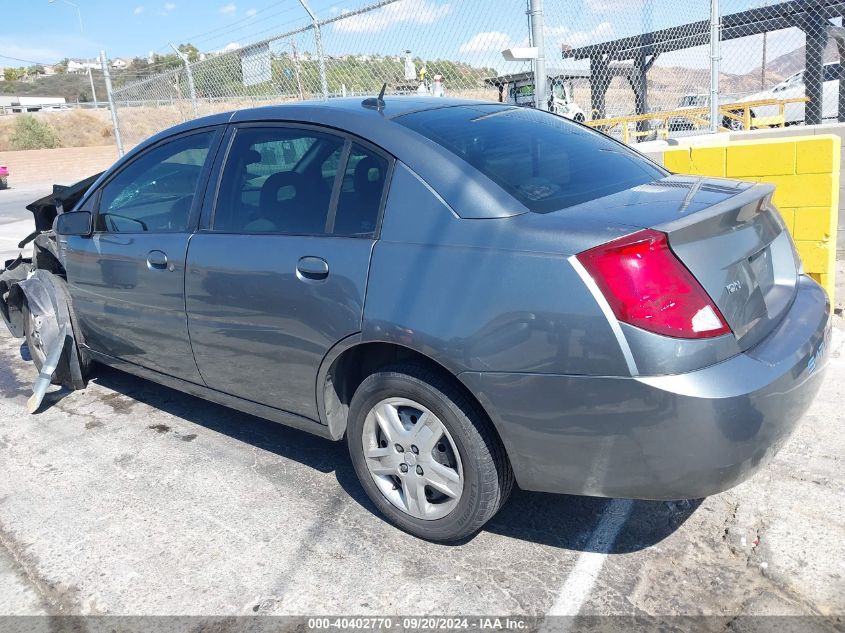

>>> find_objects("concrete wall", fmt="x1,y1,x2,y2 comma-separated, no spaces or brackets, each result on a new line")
0,145,123,187
639,134,840,302
638,122,845,258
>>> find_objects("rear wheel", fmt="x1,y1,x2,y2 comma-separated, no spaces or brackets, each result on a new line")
347,365,513,542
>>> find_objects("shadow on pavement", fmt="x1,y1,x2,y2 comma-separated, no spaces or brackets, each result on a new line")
89,364,700,552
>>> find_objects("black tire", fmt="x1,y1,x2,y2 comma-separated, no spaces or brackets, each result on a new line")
347,364,513,542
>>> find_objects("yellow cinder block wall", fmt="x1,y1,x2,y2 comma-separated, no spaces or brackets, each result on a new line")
662,135,840,301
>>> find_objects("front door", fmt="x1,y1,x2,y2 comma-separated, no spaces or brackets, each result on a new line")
64,129,220,382
185,125,391,419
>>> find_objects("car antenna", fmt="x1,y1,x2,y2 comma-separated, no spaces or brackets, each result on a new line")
362,83,387,111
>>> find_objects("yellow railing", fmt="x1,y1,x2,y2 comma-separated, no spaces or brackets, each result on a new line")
586,97,809,143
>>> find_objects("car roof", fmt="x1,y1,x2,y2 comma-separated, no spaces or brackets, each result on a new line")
116,97,530,219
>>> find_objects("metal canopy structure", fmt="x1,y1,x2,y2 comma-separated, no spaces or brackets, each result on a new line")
562,0,845,126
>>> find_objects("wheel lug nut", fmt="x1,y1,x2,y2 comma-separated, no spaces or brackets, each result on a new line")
395,444,404,453
410,445,419,454
399,463,409,473
416,465,424,475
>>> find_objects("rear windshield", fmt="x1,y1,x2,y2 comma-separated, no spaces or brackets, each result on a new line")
396,105,665,213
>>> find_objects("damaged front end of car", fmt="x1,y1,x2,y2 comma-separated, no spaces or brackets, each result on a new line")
0,173,101,411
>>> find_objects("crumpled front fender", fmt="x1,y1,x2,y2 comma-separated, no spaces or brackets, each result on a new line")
5,269,86,390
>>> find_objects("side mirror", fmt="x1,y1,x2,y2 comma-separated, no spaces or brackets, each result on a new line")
56,211,92,237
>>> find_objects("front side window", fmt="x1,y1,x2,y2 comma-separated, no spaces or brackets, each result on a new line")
396,105,664,214
214,127,343,234
96,131,214,233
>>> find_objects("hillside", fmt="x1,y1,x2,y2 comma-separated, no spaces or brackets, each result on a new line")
0,72,108,103
746,39,840,83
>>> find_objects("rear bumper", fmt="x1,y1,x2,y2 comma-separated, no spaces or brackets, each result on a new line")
460,276,831,500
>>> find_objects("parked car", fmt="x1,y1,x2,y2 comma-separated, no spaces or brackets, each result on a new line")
0,164,8,190
668,93,745,131
739,62,844,125
0,97,831,541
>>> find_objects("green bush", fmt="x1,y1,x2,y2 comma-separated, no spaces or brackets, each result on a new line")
9,115,61,150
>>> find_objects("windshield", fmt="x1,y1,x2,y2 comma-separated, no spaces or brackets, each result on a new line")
395,105,665,213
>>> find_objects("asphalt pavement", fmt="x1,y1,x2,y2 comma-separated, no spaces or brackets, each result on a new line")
0,182,843,627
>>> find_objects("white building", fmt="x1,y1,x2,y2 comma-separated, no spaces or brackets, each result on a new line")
111,58,128,70
67,58,100,74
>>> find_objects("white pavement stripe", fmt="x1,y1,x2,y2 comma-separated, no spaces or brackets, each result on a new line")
540,498,635,630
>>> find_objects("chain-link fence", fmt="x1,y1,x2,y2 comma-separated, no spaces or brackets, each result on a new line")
106,0,845,149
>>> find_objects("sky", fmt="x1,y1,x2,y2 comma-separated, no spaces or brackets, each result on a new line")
0,0,807,76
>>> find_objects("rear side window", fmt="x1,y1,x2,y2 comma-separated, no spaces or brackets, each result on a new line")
396,105,664,214
332,143,388,236
96,131,214,233
214,127,343,234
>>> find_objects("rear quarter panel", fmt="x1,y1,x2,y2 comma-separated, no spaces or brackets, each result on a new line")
362,163,630,376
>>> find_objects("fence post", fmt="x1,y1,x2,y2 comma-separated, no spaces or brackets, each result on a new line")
100,50,125,157
709,0,721,133
170,43,199,118
87,66,99,109
298,0,329,100
529,0,547,111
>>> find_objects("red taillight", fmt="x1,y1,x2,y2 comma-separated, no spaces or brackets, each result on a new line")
576,229,731,339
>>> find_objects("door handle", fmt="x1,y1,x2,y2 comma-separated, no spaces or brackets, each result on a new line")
296,256,329,281
146,250,168,271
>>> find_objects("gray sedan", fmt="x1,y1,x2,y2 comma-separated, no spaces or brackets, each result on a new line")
0,97,830,542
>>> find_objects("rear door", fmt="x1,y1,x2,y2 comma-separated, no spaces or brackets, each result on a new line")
64,128,221,382
185,124,391,419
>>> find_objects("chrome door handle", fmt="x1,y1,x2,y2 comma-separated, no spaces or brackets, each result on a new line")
296,256,329,281
146,250,168,270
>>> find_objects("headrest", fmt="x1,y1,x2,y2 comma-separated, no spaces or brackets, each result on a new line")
259,170,303,211
353,157,383,195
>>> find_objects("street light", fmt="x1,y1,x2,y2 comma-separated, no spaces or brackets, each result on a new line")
48,0,84,34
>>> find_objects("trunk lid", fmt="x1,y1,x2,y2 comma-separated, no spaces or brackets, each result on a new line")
551,175,801,350
651,178,799,350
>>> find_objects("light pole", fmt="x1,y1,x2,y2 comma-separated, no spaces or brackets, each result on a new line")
48,0,84,33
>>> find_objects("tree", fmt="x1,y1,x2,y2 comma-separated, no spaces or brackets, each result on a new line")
3,68,19,81
178,43,200,63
